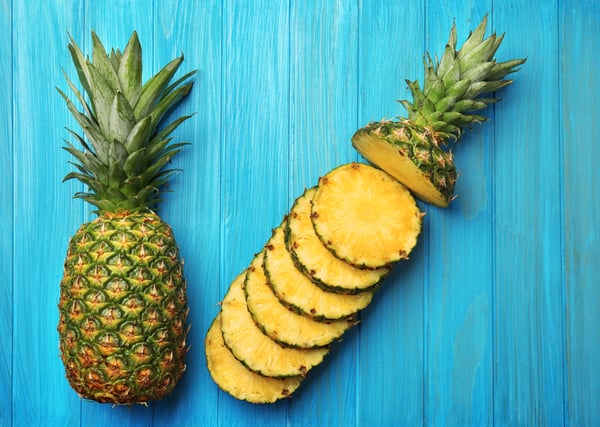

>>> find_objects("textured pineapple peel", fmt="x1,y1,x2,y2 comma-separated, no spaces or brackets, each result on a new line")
58,31,194,405
353,121,455,207
353,15,525,207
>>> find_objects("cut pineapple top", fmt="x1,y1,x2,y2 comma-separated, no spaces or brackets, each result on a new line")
264,223,373,320
286,187,389,294
220,273,328,378
311,162,423,268
245,252,354,349
205,314,303,403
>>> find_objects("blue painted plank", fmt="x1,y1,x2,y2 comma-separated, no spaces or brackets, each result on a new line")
11,0,85,424
0,0,13,425
494,1,565,425
424,5,495,426
152,1,223,426
355,1,426,425
286,2,359,425
4,1,600,425
561,1,600,425
218,1,291,425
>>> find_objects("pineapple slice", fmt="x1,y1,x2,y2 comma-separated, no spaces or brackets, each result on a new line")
311,162,423,269
220,273,328,378
245,252,354,348
286,187,389,294
265,223,373,320
205,314,303,403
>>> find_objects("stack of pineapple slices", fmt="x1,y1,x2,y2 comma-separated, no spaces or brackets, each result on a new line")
205,163,423,403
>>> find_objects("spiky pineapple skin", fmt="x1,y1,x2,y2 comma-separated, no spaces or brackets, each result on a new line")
58,210,188,404
353,120,457,207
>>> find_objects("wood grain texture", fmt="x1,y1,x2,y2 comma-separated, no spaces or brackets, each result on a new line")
11,1,85,425
2,0,599,426
0,1,13,426
562,0,600,425
494,3,564,425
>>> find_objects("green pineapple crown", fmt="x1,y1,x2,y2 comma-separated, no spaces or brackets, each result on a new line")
59,31,196,213
400,15,526,142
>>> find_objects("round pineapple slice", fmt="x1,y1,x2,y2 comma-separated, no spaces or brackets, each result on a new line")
245,252,354,349
286,187,390,294
220,273,328,378
265,223,373,320
311,162,423,269
205,314,303,404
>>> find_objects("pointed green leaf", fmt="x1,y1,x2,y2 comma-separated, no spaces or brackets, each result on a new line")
67,34,94,105
434,95,456,113
134,55,184,119
118,31,143,106
459,35,498,69
108,92,136,143
148,82,193,131
109,48,121,72
124,115,152,153
440,60,460,88
453,99,488,113
87,62,117,137
437,36,457,77
457,15,488,59
123,148,146,176
60,71,95,120
445,79,471,99
91,31,121,93
147,115,193,147
487,59,526,80
64,127,91,152
165,69,197,95
460,61,495,82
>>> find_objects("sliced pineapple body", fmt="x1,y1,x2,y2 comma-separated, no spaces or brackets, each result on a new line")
311,162,423,268
265,223,373,320
352,123,455,207
206,314,303,404
220,273,328,378
245,252,354,349
286,187,389,294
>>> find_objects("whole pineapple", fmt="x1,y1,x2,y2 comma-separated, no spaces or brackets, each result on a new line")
352,15,526,207
57,31,195,404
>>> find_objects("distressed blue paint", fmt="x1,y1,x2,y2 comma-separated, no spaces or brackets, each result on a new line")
2,0,599,426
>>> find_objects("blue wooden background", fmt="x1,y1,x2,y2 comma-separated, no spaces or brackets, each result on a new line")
1,0,599,426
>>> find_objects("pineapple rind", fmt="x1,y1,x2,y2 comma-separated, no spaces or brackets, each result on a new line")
58,210,188,404
245,252,353,349
206,314,302,404
352,121,456,207
220,273,328,378
265,223,373,320
311,163,423,268
59,32,194,404
286,187,389,294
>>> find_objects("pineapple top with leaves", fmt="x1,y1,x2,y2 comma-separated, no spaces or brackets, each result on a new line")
352,15,526,207
59,31,196,212
57,32,195,405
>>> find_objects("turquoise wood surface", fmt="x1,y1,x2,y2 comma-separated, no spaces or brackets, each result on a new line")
1,0,598,425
